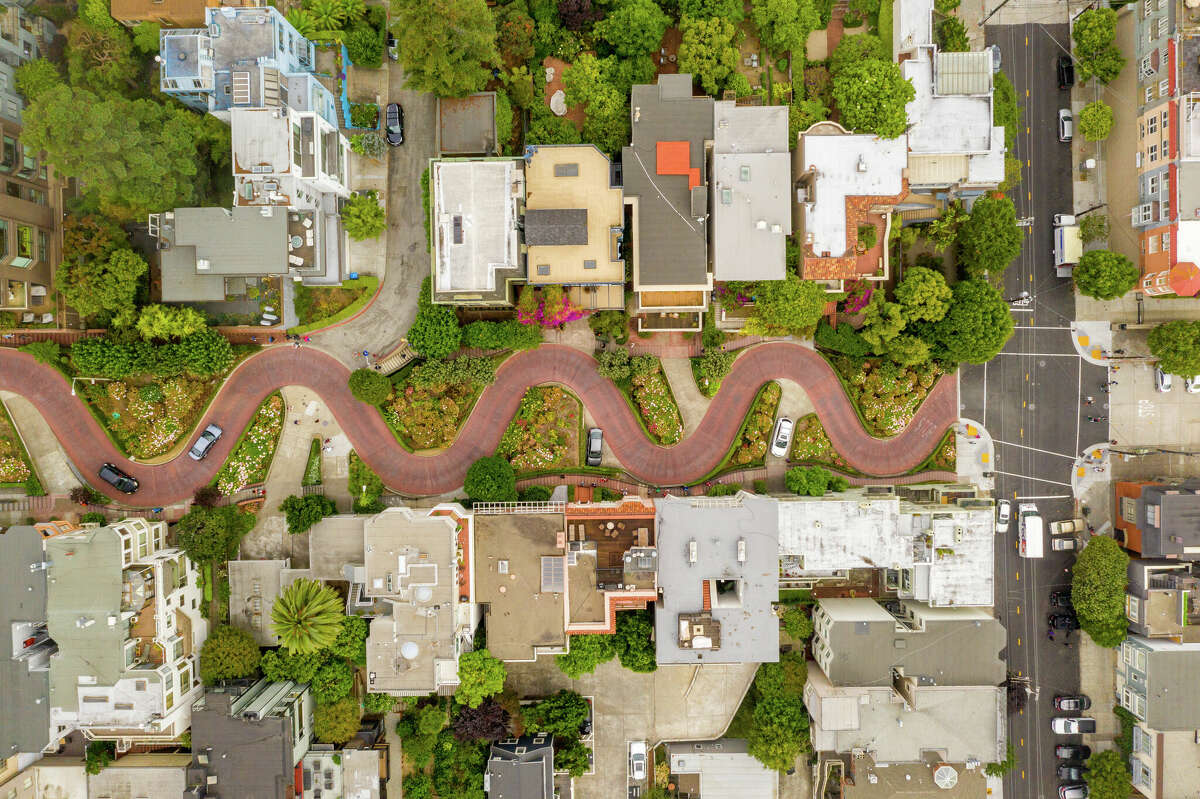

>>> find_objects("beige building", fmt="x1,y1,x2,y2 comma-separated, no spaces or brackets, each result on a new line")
0,119,59,320
110,0,262,28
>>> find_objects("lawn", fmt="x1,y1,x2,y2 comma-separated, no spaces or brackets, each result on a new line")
213,393,285,495
302,437,322,486
288,275,379,335
81,376,218,459
496,385,581,473
788,413,864,476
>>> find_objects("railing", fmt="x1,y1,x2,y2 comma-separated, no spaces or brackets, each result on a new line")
471,501,567,515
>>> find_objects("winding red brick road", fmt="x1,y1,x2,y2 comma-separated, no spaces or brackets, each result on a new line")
0,343,957,505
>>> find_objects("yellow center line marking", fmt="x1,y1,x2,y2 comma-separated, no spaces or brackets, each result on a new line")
1016,605,1021,615
1021,770,1026,780
1016,572,1020,582
1023,401,1027,408
1026,373,1030,381
1020,738,1025,747
1017,636,1022,645
1026,159,1031,167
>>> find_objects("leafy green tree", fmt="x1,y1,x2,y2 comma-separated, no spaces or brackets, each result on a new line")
1149,320,1200,377
408,356,498,388
494,3,535,66
279,494,337,535
407,279,461,358
402,774,433,799
464,456,517,502
338,0,367,22
343,191,386,240
931,279,1014,364
391,0,498,97
314,698,361,744
19,340,61,366
199,625,261,683
524,690,590,737
679,0,744,21
750,0,819,57
926,201,968,253
272,578,345,655
174,506,255,564
887,334,931,367
1079,214,1110,244
456,649,507,708
956,196,1022,279
697,348,735,382
1071,536,1129,648
984,742,1017,777
595,0,669,58
504,66,537,109
311,659,355,703
348,368,392,405
1085,749,1130,799
829,33,884,75
260,649,326,684
859,295,906,354
554,739,592,777
1079,100,1114,141
56,247,146,326
1074,249,1139,301
588,310,629,343
14,58,62,104
304,0,346,31
85,741,114,775
135,304,206,341
67,22,139,94
895,266,951,323
563,54,629,155
527,105,583,144
937,17,968,51
677,15,741,96
556,633,618,678
346,24,384,67
596,348,632,380
830,59,914,139
330,615,369,664
742,274,834,336
286,8,318,38
785,466,849,496
748,692,809,771
131,20,161,53
614,609,657,672
781,607,814,640
1073,8,1125,84
363,693,397,714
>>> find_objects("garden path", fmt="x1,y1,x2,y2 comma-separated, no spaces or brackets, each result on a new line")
659,357,709,436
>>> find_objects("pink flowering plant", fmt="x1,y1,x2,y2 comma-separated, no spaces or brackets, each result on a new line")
839,281,872,313
215,393,284,494
516,286,586,328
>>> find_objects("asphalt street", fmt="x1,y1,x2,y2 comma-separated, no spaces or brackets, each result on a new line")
961,23,1109,799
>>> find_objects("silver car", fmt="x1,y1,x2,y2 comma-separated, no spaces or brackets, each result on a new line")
770,417,794,458
188,424,224,461
586,428,603,466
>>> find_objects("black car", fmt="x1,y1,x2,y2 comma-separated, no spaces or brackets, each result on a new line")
1057,55,1075,89
1056,745,1091,760
1048,613,1081,630
1057,764,1087,781
1055,694,1092,711
1050,590,1073,609
385,102,404,146
98,462,139,494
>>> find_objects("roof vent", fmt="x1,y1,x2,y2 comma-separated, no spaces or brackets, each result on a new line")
688,540,698,564
857,155,868,172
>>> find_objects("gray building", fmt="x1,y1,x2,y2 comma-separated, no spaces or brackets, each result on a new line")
1126,559,1200,642
154,206,290,302
654,493,780,665
0,525,53,757
1121,481,1200,559
0,6,54,125
485,734,554,799
1117,635,1200,731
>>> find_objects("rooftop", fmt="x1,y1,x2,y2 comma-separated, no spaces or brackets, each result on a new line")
231,107,294,176
1135,482,1200,557
1131,637,1200,730
228,559,288,645
341,748,383,799
438,93,498,156
667,739,778,799
893,0,934,53
487,734,555,799
903,50,997,155
0,526,52,754
188,687,304,799
840,755,989,799
87,755,192,799
159,206,288,302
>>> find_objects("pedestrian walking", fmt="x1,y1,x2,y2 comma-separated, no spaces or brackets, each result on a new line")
1084,396,1094,405
1114,349,1126,355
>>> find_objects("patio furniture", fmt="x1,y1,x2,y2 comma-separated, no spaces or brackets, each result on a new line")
39,313,52,324
617,522,626,531
21,312,34,324
262,306,275,314
290,235,304,248
302,216,313,229
289,255,304,266
305,229,314,246
606,522,615,531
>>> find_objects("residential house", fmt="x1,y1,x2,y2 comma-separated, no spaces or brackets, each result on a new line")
485,734,555,799
185,679,313,799
0,758,85,799
1126,559,1200,642
0,525,52,758
1114,479,1200,558
0,118,60,319
302,746,385,799
777,484,996,607
112,0,263,29
667,739,778,799
653,493,780,665
226,558,291,646
0,6,54,125
153,206,288,303
1117,636,1200,798
44,519,207,748
623,74,714,332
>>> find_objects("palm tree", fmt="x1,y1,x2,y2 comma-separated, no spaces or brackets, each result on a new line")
304,0,346,32
271,578,343,654
285,8,318,40
336,0,366,22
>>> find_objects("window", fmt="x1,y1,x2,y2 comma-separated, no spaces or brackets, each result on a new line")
1158,17,1169,37
536,264,550,276
1162,110,1169,129
1149,114,1159,135
1146,86,1155,103
1121,496,1139,522
1145,0,1152,15
1135,762,1153,787
583,259,596,269
1149,236,1159,254
27,187,44,205
1162,232,1171,250
1148,173,1160,195
0,136,14,172
1149,143,1159,162
1133,725,1153,755
1127,594,1141,620
4,181,17,199
1136,648,1147,671
1142,54,1156,77
1123,640,1135,665
37,230,45,263
1134,203,1155,225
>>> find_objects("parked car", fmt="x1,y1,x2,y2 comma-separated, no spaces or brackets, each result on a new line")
1058,108,1073,142
1060,784,1089,799
586,428,603,466
98,462,139,494
989,44,1001,72
1049,590,1073,609
1053,213,1076,227
386,33,398,61
1057,764,1087,781
629,741,647,781
1057,55,1076,89
384,102,404,146
996,499,1011,534
1052,537,1077,551
188,423,223,461
1048,613,1080,631
1157,366,1173,393
1056,745,1091,760
1187,375,1200,394
770,417,794,458
1052,717,1097,735
1050,518,1084,534
1055,695,1092,711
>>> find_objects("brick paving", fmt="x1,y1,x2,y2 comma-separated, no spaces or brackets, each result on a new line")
0,342,958,505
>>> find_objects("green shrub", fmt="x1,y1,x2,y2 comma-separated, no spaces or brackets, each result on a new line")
349,102,378,128
814,319,871,356
348,367,392,405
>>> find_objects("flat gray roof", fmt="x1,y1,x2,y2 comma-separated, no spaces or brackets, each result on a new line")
160,206,288,302
667,740,778,799
0,526,51,753
904,51,995,155
1142,642,1200,729
189,691,295,799
654,493,779,664
524,208,589,246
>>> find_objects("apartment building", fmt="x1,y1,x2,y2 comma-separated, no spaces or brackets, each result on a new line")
1114,479,1200,558
0,525,52,758
0,5,53,125
1126,559,1200,642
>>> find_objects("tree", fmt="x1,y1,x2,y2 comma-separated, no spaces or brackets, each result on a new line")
859,295,906,354
305,0,347,31
528,105,583,145
260,649,326,684
956,196,1023,279
559,0,600,30
926,201,968,253
1079,214,1110,244
452,698,512,741
554,739,592,777
494,3,535,66
931,279,1014,364
984,742,1017,777
504,66,537,109
1079,100,1114,141
20,340,61,366
595,0,669,58
677,15,741,96
830,60,914,139
614,609,657,672
402,774,433,799
887,334,931,367
56,247,146,325
343,191,386,240
937,17,968,51
456,649,507,708
464,456,517,502
588,310,629,343
748,692,809,771
1071,536,1129,648
311,659,355,703
14,58,62,104
286,8,318,38
782,606,814,640
1074,250,1139,300
1149,320,1200,377
135,304,206,341
829,33,884,75
272,578,345,655
85,741,114,775
556,633,618,678
895,266,951,323
363,693,397,714
784,466,849,496
174,506,255,563
279,494,337,535
346,24,384,68
596,349,632,380
66,22,139,94
390,0,497,97
348,368,392,405
1073,8,1125,84
199,625,261,683
338,0,367,22
750,0,819,57
563,54,629,155
679,0,744,22
314,698,361,744
408,279,461,358
1085,750,1129,799
330,615,369,664
742,274,833,337
696,348,735,383
524,690,590,737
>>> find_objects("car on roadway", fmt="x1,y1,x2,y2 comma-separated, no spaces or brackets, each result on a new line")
1060,784,1089,799
995,499,1011,534
1048,613,1080,631
1157,367,1173,393
1050,518,1084,534
989,44,1001,73
1052,537,1077,551
770,417,793,458
1187,375,1200,394
1050,590,1073,609
1055,695,1092,711
1058,109,1073,142
384,102,404,146
98,462,139,494
629,741,647,781
386,33,398,61
1052,717,1096,735
586,428,603,466
188,423,223,461
1056,744,1091,760
1057,55,1076,89
1057,764,1088,781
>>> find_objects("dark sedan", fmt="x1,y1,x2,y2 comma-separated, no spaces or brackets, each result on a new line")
1050,590,1073,609
385,102,404,146
1055,695,1092,712
1048,613,1080,631
1056,745,1091,760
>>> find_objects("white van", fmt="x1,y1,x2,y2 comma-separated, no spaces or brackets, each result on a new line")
1018,502,1044,558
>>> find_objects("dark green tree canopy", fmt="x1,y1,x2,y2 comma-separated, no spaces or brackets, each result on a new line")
556,632,618,678
932,279,1015,364
894,265,952,323
456,648,508,708
830,60,914,139
830,33,885,75
408,278,462,358
1072,8,1125,84
279,494,337,535
678,0,744,21
390,0,498,97
464,456,518,502
785,466,849,496
1149,320,1200,377
677,15,742,96
174,506,255,564
743,274,836,337
1085,750,1130,799
956,196,1023,279
348,368,393,405
1071,536,1129,648
595,0,670,58
199,625,261,684
1073,249,1139,300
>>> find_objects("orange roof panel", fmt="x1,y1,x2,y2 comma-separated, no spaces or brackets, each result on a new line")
1170,262,1200,297
656,140,691,177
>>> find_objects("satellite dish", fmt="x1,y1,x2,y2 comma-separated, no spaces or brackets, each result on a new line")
933,765,958,789
415,586,433,603
401,641,419,660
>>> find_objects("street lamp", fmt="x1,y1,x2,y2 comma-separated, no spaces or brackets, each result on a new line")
69,376,113,396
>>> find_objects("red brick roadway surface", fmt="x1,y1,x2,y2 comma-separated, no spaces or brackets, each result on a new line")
0,342,958,507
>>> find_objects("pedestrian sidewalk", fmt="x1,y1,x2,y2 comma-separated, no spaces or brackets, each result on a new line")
1070,321,1113,366
1071,442,1112,499
956,417,995,492
1078,634,1119,750
660,357,710,436
1,390,81,495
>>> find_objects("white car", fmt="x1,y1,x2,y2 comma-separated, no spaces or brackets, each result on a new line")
1052,717,1096,734
1187,375,1200,394
1051,537,1077,551
1157,367,1173,393
629,741,647,781
995,500,1011,534
770,417,794,458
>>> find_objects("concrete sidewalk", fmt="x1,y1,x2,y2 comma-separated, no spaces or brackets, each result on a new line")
1,390,81,495
661,357,709,436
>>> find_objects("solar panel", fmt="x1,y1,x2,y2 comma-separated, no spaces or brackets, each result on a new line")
541,556,564,593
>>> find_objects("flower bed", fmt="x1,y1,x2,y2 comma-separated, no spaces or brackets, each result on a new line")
630,360,684,446
0,402,33,486
788,414,863,475
82,376,218,459
916,428,957,472
826,355,943,437
214,393,284,495
496,386,579,472
728,382,781,467
382,378,481,451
